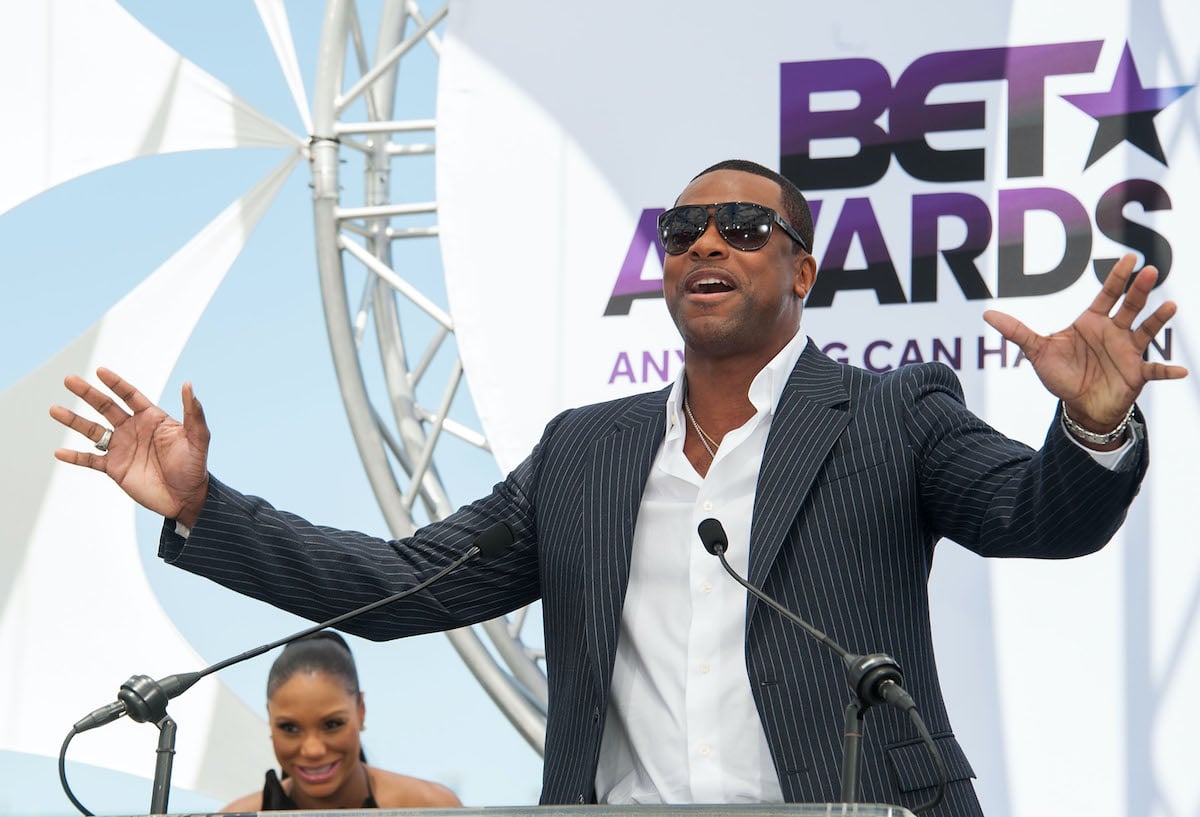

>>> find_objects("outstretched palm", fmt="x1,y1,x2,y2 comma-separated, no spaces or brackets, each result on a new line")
983,253,1185,431
50,368,211,526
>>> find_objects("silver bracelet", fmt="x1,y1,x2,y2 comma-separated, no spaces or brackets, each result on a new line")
1061,402,1135,445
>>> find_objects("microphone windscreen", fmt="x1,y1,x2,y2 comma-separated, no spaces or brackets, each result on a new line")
474,521,515,559
697,517,728,555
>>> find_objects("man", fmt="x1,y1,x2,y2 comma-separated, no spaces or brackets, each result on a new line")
52,160,1185,815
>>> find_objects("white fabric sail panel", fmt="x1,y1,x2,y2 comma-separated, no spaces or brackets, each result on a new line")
0,0,301,217
0,153,298,798
255,0,314,135
436,2,1198,816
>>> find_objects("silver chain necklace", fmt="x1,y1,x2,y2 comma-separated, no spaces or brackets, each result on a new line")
683,392,720,461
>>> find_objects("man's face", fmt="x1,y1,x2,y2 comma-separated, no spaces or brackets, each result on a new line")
662,170,815,364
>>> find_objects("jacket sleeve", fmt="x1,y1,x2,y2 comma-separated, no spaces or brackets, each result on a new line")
900,362,1148,559
155,414,568,640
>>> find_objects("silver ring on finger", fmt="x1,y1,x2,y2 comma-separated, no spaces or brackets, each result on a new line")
95,429,113,453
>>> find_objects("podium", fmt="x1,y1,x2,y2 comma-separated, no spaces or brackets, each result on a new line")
119,805,915,817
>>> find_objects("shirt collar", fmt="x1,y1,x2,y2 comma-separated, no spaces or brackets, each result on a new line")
665,329,809,434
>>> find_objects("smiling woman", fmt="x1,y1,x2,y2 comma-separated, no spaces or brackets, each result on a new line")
221,633,463,812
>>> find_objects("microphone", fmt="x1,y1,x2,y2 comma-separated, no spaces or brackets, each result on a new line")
73,520,515,732
697,518,944,813
62,521,515,816
697,519,902,703
71,673,205,735
471,520,516,559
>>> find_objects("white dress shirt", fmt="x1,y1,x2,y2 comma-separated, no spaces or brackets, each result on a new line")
593,331,1136,804
594,328,809,803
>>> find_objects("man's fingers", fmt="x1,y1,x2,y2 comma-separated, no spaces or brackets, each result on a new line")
1111,270,1153,330
983,309,1041,355
1142,360,1189,382
181,382,211,448
48,404,110,445
1111,264,1161,330
62,373,130,427
62,374,89,401
97,367,155,414
52,447,107,472
1134,300,1178,350
1092,253,1138,315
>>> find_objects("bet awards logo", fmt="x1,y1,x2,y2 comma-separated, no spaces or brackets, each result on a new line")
606,39,1193,317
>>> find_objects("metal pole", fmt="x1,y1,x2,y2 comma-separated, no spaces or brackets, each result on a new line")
149,715,177,815
840,698,865,804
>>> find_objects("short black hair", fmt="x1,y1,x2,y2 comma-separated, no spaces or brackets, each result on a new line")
692,159,814,254
267,631,360,698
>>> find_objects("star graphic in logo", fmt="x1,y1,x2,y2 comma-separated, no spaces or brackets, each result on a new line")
1061,42,1194,168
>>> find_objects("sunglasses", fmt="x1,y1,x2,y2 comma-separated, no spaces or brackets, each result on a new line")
658,201,809,255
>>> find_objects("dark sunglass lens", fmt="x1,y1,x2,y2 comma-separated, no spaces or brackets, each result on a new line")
661,206,709,254
716,203,773,251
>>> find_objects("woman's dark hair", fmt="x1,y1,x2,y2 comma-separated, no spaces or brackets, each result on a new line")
267,631,360,699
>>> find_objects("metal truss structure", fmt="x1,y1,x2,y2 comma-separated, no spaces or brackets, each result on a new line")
309,0,548,752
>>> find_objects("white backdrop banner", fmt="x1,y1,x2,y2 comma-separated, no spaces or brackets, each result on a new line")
437,2,1198,816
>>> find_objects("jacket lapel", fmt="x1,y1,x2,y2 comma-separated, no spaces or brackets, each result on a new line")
747,342,851,593
584,388,669,701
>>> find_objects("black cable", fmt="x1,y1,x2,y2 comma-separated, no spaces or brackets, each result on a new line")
58,524,512,817
713,546,850,660
880,682,946,814
59,728,93,816
704,518,948,810
57,556,470,817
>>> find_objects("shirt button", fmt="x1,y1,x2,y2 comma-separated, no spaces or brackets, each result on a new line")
699,663,711,674
702,501,713,511
701,581,713,593
699,744,712,757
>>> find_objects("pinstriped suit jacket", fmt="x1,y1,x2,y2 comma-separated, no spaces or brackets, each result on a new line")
161,341,1148,816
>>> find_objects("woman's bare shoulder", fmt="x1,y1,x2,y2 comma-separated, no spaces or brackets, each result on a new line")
369,767,463,808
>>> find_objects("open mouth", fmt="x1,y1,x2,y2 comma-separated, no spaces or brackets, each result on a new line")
688,274,736,294
294,760,340,783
